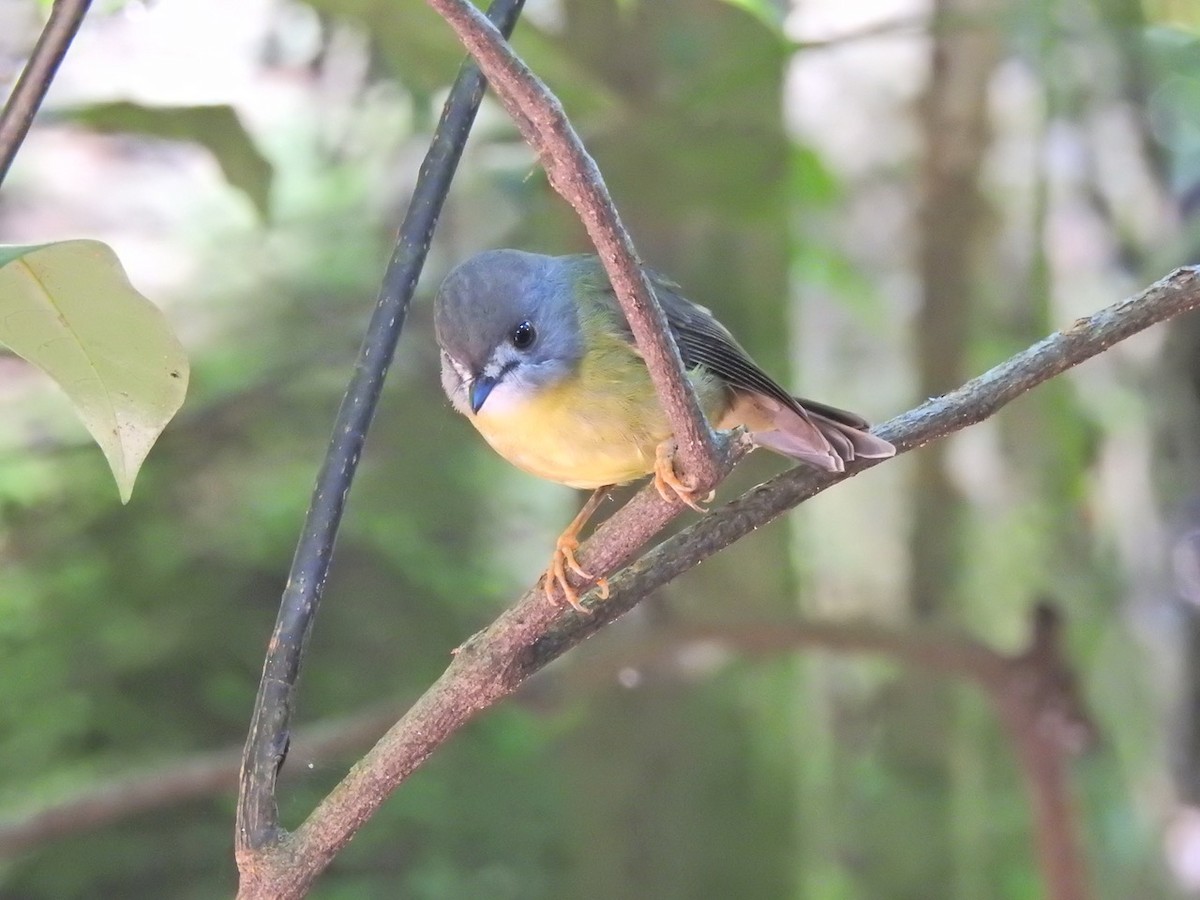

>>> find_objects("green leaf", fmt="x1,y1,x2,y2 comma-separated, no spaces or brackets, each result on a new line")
0,240,189,502
61,102,273,218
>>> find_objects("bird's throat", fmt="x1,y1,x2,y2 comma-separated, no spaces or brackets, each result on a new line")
470,356,727,489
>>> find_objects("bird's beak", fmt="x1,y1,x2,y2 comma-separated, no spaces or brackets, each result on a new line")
470,374,498,414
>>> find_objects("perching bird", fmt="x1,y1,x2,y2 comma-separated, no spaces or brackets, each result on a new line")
434,249,894,609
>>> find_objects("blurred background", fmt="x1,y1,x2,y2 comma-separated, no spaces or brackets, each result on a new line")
1,0,1199,896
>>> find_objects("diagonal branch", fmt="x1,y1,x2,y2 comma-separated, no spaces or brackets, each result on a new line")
425,0,727,491
0,0,93,187
240,268,1200,898
235,0,527,862
5,607,1091,900
527,266,1200,663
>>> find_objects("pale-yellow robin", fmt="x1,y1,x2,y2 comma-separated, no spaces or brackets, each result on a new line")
434,249,894,609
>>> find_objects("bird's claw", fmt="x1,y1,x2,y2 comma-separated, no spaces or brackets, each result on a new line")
545,534,590,612
543,488,612,612
654,440,711,512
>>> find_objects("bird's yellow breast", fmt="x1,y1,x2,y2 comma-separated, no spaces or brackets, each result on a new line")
471,331,729,489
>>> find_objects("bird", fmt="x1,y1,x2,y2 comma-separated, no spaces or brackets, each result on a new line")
433,249,894,610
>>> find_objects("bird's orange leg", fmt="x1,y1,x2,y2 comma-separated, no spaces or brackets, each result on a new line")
653,440,712,512
545,486,612,612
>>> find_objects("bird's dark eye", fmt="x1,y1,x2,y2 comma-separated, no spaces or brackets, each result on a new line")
510,320,536,350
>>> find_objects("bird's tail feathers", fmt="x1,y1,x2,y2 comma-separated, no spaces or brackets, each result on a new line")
723,392,895,473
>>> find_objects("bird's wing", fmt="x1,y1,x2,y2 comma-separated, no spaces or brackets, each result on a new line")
580,257,892,467
638,270,872,431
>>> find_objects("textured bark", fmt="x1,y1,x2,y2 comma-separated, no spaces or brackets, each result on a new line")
238,266,1200,898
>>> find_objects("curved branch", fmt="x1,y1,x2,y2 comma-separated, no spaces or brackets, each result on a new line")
425,0,727,490
247,268,1199,897
0,0,93,186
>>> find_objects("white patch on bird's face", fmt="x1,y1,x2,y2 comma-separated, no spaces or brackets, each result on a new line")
473,346,540,417
472,376,539,418
441,339,576,422
444,351,471,385
439,350,473,416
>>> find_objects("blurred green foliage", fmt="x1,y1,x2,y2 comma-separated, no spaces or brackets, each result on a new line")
1,0,1198,898
59,104,273,217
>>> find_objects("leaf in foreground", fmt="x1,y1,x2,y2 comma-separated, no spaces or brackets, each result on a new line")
0,240,189,502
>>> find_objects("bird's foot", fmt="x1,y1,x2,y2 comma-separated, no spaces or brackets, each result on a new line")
544,531,609,613
653,440,712,512
542,486,612,612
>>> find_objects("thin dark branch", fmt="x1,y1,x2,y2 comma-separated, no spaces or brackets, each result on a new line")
234,0,527,864
0,702,401,859
242,267,1199,898
0,0,93,188
424,0,727,491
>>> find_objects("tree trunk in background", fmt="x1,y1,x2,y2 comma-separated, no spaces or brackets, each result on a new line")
552,2,801,898
892,1,1001,897
910,0,999,621
1102,0,1200,817
1159,315,1200,806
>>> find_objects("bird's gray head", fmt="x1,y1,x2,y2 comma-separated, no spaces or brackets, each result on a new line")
434,249,585,417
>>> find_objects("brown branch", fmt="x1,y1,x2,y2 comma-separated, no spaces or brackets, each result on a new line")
589,620,1009,688
0,702,402,859
424,0,727,492
236,267,1200,897
993,605,1095,900
0,0,93,187
577,610,1096,760
527,267,1200,665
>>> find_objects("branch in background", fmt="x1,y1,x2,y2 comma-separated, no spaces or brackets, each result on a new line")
0,604,1092,900
791,14,928,51
424,0,727,492
239,268,1200,898
571,604,1093,900
994,605,1094,900
0,0,93,187
789,9,1003,53
0,703,402,860
234,0,528,868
